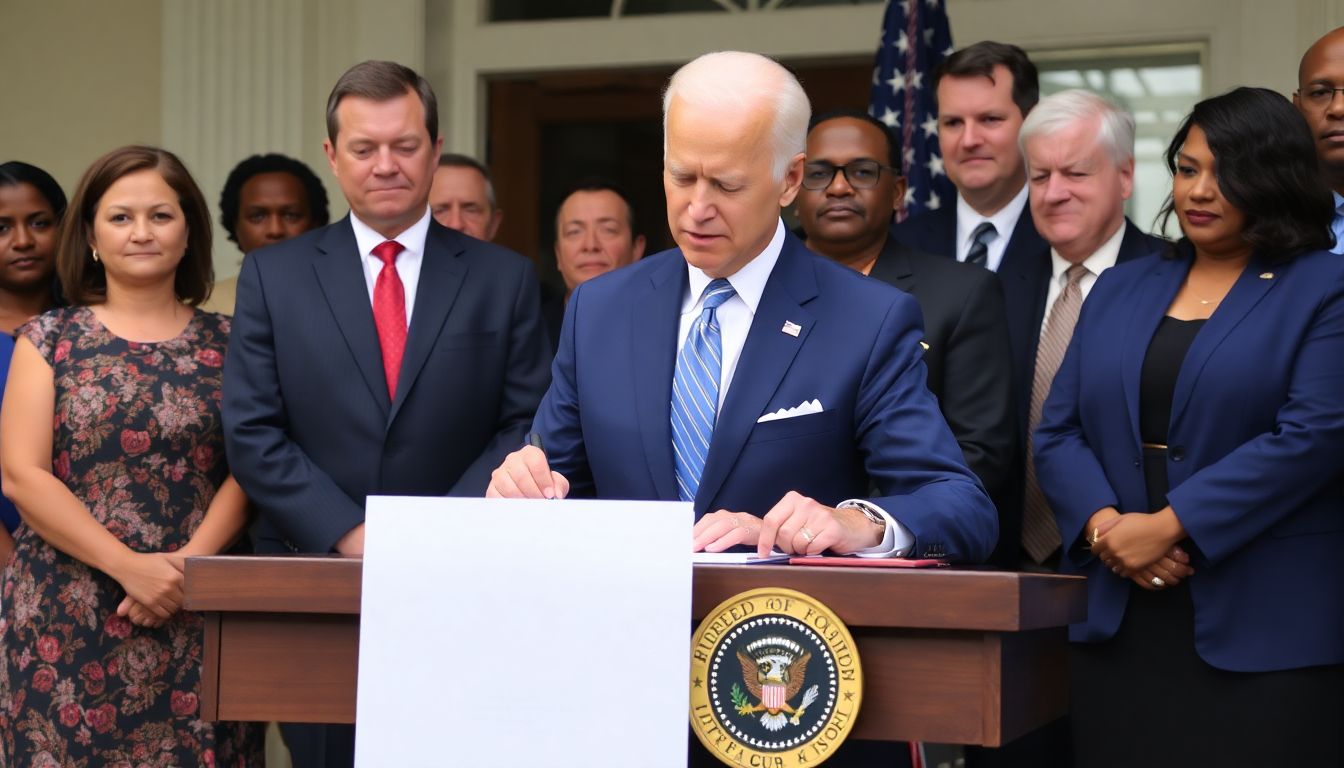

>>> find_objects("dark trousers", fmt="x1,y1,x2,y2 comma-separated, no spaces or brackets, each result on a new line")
690,735,913,768
280,722,355,768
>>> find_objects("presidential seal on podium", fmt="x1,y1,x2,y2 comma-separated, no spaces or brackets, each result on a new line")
689,587,862,766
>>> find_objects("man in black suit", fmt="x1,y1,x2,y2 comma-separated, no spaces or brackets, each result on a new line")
541,178,646,349
1294,26,1344,252
889,41,1045,273
795,109,1016,566
222,60,551,768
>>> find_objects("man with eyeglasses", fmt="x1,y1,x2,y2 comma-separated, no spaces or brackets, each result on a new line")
1295,26,1344,254
796,109,1017,568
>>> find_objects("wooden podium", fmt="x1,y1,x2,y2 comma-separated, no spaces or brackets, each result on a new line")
185,556,1084,746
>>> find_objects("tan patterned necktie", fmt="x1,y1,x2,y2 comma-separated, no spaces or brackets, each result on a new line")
1022,263,1089,564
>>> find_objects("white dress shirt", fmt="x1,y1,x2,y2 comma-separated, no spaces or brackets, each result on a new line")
954,184,1030,272
1040,221,1126,332
349,208,432,327
678,219,912,557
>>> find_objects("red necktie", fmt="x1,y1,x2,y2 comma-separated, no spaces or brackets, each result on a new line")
371,240,407,401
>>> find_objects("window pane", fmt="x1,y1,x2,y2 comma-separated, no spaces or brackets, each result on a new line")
489,0,880,20
1038,52,1203,237
489,0,611,21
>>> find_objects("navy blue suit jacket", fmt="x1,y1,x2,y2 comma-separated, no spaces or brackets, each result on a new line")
534,232,997,562
893,207,1164,564
222,217,552,554
1035,247,1344,672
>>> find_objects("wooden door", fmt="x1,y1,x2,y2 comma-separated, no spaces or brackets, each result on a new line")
486,60,870,283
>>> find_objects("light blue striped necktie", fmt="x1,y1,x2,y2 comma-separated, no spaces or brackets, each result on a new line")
671,278,736,502
1331,194,1344,254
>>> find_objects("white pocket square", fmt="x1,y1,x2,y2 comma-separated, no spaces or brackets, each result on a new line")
757,398,823,423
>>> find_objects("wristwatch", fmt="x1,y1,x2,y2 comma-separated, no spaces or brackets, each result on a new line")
838,500,888,534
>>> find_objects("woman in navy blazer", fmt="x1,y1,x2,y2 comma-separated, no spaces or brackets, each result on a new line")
1035,88,1344,767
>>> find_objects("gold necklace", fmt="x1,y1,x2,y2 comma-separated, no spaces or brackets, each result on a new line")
1183,276,1221,306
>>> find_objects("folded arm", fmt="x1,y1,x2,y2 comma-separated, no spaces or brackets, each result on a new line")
1,338,184,620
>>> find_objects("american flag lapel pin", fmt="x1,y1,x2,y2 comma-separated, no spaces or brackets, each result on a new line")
781,321,802,337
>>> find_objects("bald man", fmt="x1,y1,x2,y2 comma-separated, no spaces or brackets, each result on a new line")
489,52,995,566
1295,26,1344,253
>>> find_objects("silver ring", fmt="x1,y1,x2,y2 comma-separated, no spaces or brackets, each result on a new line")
800,528,816,542
1111,565,1122,574
1151,576,1165,588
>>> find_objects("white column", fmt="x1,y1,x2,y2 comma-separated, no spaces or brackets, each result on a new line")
161,0,426,279
161,0,309,278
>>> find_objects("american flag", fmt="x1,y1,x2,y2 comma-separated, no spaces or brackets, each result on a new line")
868,0,955,221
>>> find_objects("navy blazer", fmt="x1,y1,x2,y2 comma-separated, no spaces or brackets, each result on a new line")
223,217,552,554
894,207,1164,564
534,232,997,562
1034,247,1344,672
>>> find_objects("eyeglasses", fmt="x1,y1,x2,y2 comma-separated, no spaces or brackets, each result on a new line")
801,160,896,191
1297,85,1344,110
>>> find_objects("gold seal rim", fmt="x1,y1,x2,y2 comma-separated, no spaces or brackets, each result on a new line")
689,587,863,767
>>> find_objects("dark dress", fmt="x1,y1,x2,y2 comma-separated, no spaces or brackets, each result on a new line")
1070,316,1344,767
0,307,261,767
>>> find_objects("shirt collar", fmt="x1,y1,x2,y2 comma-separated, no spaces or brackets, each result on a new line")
1334,191,1344,214
955,183,1029,251
348,208,432,258
683,218,786,315
1049,219,1126,282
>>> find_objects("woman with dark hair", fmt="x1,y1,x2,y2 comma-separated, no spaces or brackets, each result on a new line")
0,162,68,557
0,161,66,334
0,146,261,764
1035,86,1344,766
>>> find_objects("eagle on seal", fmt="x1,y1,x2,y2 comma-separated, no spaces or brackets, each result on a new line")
735,636,821,732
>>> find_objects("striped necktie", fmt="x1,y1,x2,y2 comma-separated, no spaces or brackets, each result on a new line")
671,278,736,503
1022,263,1089,563
966,221,997,268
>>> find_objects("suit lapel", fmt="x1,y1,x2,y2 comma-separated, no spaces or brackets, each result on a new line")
1001,206,1049,271
388,224,466,425
1121,256,1185,449
868,237,915,292
1000,242,1051,411
1170,255,1279,425
1117,219,1165,264
633,256,686,501
313,218,390,417
695,237,818,509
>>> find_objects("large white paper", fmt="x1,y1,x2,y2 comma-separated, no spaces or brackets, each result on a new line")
356,497,693,767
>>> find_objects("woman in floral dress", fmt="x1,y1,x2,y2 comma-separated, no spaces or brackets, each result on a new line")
0,146,261,766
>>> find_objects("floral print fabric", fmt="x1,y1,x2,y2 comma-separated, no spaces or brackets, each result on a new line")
0,307,261,767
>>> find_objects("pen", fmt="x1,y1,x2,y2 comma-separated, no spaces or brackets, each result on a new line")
526,432,557,500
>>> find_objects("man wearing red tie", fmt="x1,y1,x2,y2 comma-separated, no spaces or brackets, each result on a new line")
222,60,551,768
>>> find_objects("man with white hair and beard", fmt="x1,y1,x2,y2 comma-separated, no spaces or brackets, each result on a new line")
489,48,996,766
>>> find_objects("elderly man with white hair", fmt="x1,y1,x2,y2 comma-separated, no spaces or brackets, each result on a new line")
1017,89,1167,569
488,51,995,566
